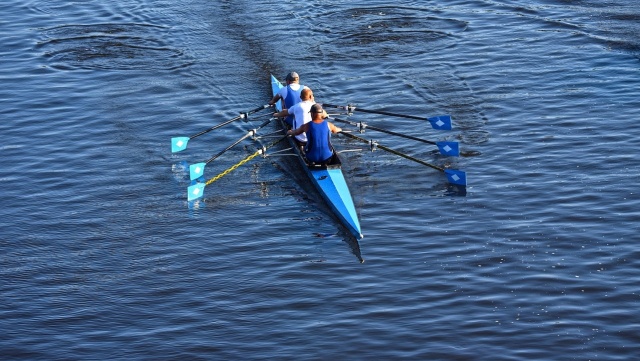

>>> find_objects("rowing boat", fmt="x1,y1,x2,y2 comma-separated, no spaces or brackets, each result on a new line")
181,75,465,241
270,74,363,239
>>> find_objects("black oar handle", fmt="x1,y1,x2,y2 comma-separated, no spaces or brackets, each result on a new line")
324,103,423,121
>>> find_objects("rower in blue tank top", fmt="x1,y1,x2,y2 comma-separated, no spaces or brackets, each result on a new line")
268,72,309,126
287,103,342,164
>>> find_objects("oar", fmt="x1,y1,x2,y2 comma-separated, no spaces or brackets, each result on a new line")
323,103,452,130
189,118,274,180
171,104,272,153
339,131,467,186
330,117,459,156
188,135,287,201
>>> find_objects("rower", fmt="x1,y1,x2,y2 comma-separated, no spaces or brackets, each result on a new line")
273,88,315,151
268,72,309,126
287,103,342,165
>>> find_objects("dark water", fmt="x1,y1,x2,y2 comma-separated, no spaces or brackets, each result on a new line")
2,0,639,359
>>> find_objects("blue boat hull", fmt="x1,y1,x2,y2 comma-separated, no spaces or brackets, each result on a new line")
270,74,363,239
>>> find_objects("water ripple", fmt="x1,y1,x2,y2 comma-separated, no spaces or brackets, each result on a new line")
36,23,192,71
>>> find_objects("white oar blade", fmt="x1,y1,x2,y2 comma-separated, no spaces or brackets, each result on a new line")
444,169,467,186
187,183,205,201
427,115,452,131
436,141,459,157
172,137,190,153
189,162,206,180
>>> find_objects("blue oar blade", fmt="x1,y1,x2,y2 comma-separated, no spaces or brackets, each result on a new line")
444,169,467,186
427,115,452,131
172,137,190,153
187,183,206,201
436,141,460,157
189,162,206,180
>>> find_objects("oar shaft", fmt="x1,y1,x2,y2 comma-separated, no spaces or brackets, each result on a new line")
323,103,452,130
377,143,443,172
204,118,273,164
205,133,252,164
324,103,423,120
331,117,436,145
190,104,271,139
191,116,239,139
356,108,424,121
204,135,287,186
340,131,444,172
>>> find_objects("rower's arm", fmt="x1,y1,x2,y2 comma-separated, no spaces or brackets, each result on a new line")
328,122,342,133
273,108,289,118
268,94,282,106
288,122,309,136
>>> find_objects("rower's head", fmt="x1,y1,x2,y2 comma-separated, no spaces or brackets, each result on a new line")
309,103,326,119
285,72,299,84
300,88,313,101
